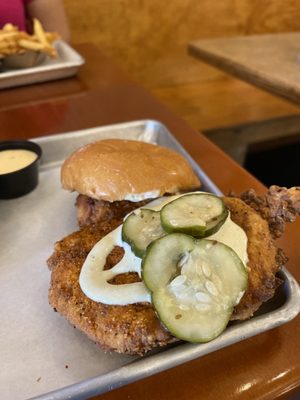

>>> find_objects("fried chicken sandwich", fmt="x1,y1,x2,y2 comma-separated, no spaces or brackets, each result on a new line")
61,139,201,227
47,139,300,356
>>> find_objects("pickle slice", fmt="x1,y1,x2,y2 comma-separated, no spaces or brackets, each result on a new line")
122,209,165,258
160,193,228,237
142,234,247,343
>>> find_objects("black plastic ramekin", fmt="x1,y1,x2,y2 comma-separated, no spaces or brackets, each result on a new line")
0,140,42,199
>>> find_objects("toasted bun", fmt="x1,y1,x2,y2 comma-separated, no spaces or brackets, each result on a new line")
61,139,201,202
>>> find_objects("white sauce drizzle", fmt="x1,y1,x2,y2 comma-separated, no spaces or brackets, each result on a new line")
209,215,248,266
79,226,151,304
124,190,161,202
79,192,248,305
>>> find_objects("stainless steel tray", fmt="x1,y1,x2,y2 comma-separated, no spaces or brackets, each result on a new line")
0,40,84,89
1,120,299,400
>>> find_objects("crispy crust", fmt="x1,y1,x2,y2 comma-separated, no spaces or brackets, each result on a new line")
75,194,151,227
223,197,286,320
239,186,300,239
48,190,292,354
47,220,176,355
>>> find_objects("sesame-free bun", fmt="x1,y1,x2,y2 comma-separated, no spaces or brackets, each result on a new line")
61,139,201,202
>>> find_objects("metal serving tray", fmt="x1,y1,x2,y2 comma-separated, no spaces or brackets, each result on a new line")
0,40,84,90
1,120,299,400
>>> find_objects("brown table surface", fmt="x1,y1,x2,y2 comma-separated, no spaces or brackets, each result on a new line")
1,43,300,400
189,33,300,105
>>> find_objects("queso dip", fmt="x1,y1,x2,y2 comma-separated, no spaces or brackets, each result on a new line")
0,149,37,174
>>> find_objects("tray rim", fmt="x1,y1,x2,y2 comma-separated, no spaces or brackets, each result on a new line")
0,40,85,88
30,269,300,400
7,119,299,399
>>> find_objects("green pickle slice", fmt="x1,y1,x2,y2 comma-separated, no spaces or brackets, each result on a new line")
122,209,165,258
160,193,228,237
142,233,248,343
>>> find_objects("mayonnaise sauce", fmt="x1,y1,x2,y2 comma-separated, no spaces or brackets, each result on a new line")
0,149,37,174
209,215,248,266
79,192,248,305
79,226,151,304
124,190,161,202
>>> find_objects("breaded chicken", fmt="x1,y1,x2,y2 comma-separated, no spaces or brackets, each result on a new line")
224,197,285,321
47,187,300,355
239,185,300,239
47,220,176,355
226,186,300,320
76,194,150,227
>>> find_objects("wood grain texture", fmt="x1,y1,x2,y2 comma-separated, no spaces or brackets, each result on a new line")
189,33,300,104
151,77,300,131
62,0,300,141
63,0,300,88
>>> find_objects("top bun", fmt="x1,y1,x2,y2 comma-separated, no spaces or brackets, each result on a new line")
61,139,201,202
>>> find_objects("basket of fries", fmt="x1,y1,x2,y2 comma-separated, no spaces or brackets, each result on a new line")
0,19,60,69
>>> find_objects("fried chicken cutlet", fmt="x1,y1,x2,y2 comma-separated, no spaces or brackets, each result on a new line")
223,196,285,321
48,219,176,355
75,194,151,227
227,185,300,320
47,186,300,355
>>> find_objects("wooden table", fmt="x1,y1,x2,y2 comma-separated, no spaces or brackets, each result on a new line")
1,43,300,400
189,33,300,105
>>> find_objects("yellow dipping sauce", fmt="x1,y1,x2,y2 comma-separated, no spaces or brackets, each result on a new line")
0,149,38,174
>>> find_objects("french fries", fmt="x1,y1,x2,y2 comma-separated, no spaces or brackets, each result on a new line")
0,19,60,58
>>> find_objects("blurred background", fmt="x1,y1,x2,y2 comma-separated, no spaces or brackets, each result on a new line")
64,0,300,186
